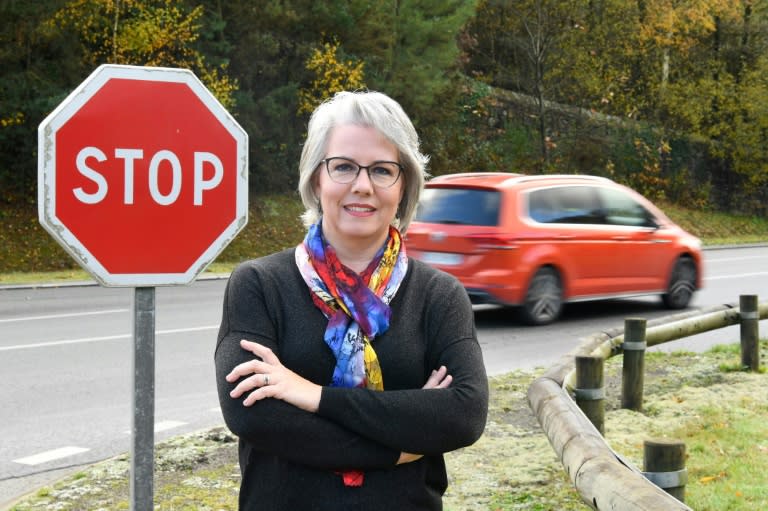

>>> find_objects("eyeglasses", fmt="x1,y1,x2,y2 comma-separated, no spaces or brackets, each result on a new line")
322,157,403,188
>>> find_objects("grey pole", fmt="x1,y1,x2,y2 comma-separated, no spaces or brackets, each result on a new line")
622,318,647,411
131,287,156,510
739,295,760,371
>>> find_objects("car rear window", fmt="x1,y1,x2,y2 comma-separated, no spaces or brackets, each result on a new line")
415,188,501,226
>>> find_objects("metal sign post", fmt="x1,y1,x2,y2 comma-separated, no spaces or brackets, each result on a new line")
131,287,156,510
37,64,248,510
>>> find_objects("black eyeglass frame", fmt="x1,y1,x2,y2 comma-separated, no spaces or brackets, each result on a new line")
322,157,404,188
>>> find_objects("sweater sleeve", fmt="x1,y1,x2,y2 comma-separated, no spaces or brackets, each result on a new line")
215,258,400,470
316,265,489,455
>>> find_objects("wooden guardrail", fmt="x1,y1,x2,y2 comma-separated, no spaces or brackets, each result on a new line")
527,298,767,510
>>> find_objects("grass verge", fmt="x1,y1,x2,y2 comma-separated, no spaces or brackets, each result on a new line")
8,341,766,511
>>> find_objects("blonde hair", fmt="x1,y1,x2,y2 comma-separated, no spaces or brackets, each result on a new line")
297,90,429,233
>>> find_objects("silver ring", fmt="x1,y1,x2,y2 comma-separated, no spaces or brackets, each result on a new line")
263,374,270,386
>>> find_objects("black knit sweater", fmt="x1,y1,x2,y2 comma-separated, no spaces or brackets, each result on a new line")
215,248,489,510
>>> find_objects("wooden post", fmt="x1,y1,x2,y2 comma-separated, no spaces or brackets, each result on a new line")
622,318,647,411
643,439,687,503
739,295,760,371
574,355,605,434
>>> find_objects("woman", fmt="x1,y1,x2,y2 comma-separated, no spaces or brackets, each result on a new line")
215,90,488,510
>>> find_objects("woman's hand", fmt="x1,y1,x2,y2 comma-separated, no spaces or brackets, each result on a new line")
423,365,452,389
226,340,322,412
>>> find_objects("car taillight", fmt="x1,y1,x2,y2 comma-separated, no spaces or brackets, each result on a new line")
467,234,518,250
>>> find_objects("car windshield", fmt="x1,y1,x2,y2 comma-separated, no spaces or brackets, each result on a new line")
415,188,501,226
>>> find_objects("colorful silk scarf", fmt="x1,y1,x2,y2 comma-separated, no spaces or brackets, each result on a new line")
295,222,408,485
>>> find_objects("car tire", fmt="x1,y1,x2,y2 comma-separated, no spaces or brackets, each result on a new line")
662,256,697,309
520,267,563,325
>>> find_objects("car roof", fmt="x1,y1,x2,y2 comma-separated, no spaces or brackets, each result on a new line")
425,172,615,190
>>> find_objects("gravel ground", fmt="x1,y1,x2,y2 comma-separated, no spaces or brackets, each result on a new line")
6,343,766,511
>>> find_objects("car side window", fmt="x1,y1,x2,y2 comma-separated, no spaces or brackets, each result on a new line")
528,189,559,223
415,188,501,226
599,188,656,227
528,186,605,225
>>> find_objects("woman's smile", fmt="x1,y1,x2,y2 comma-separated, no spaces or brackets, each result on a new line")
344,203,376,215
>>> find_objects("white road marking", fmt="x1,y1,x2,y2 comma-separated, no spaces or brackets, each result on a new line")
704,272,768,281
13,421,189,465
0,325,218,352
0,308,128,323
13,446,90,466
124,420,187,435
707,255,766,262
154,420,186,433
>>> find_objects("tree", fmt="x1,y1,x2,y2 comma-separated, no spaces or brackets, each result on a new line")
291,0,476,175
380,1,475,120
48,0,237,107
645,0,766,211
201,0,475,189
460,0,768,213
461,0,583,170
0,0,241,203
0,0,77,202
297,40,366,114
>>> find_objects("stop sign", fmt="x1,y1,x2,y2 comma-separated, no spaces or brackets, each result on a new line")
38,64,248,286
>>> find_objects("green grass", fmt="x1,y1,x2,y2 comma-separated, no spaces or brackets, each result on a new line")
658,201,768,246
1,194,767,285
601,340,768,511
684,408,768,509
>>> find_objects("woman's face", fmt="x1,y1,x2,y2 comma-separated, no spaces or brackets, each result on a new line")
314,124,404,250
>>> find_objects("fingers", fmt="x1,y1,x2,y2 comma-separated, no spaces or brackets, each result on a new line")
423,365,452,389
225,357,271,384
228,368,273,400
432,373,452,389
436,373,452,389
240,377,275,406
422,366,444,389
239,339,280,365
397,452,424,465
226,340,282,403
225,340,281,382
225,339,320,411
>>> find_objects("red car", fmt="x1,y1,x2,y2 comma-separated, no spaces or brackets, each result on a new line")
406,173,703,325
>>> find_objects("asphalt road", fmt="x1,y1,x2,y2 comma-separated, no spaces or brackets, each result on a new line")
0,245,766,508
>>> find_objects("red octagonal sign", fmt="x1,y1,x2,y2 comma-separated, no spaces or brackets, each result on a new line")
38,65,248,286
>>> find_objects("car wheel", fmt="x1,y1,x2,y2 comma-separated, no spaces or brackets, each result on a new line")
662,256,696,309
521,267,563,325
